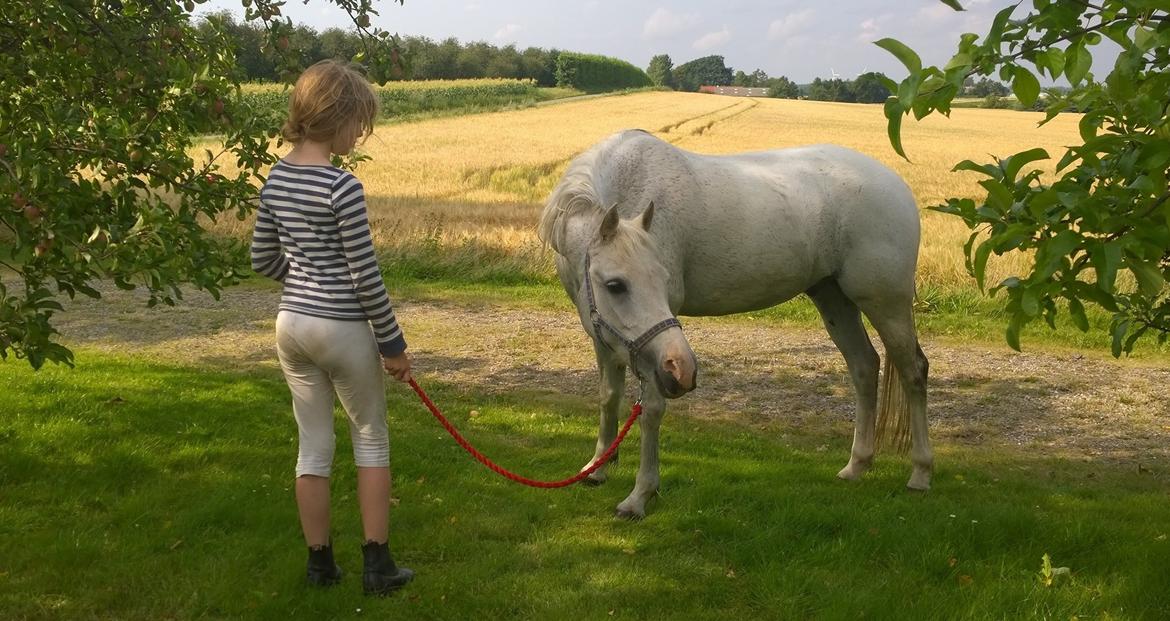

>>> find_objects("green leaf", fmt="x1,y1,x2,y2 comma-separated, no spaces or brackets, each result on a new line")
1070,281,1120,313
1067,298,1089,332
1134,26,1154,52
1126,252,1166,296
980,178,1015,212
1043,47,1065,79
1092,241,1123,294
953,159,999,177
1111,319,1130,357
1021,287,1041,317
973,240,993,290
944,53,972,71
1011,66,1041,106
884,97,908,160
1078,111,1100,142
986,6,1016,48
940,0,964,10
874,38,922,74
1002,147,1050,183
1006,314,1023,351
1065,42,1092,86
1036,230,1079,280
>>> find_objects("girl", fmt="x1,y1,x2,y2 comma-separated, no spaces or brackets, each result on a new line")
250,59,414,596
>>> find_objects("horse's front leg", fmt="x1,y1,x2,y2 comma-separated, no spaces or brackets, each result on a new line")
615,388,665,519
581,348,625,485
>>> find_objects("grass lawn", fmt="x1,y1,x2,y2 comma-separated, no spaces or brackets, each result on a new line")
2,348,1168,619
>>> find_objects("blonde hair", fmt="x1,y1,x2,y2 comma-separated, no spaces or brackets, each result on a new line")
281,60,379,144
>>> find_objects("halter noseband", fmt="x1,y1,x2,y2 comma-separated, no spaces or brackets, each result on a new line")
583,253,682,382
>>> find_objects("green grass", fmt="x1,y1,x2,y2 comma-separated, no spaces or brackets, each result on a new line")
2,351,1168,619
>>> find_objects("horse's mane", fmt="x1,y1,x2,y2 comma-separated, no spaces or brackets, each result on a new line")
538,130,648,254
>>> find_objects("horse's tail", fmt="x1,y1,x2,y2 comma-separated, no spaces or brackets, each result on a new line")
875,355,911,454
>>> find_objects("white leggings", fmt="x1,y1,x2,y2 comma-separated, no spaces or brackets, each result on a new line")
275,311,389,477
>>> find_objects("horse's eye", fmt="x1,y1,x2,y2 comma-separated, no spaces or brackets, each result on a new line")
604,279,628,295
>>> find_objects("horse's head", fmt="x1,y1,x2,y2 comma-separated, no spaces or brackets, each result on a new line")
581,202,698,398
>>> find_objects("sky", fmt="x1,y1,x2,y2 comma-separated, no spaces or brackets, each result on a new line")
201,0,1090,83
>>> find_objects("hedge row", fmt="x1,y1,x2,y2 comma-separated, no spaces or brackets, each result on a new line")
238,79,543,120
554,52,651,93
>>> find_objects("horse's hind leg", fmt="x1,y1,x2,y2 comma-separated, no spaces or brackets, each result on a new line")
859,300,932,490
807,279,880,481
581,347,625,485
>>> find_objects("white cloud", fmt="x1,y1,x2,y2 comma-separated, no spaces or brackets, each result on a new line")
918,2,955,22
643,7,702,39
693,26,731,51
768,9,814,41
857,15,890,43
494,23,522,41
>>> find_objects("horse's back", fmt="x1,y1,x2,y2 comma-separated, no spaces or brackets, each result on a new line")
547,132,922,315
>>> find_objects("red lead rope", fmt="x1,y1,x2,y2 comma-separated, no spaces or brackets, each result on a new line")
407,378,643,488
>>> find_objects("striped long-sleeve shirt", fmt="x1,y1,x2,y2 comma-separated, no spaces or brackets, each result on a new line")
251,160,407,356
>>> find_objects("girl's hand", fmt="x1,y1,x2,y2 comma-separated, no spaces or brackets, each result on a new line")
382,351,413,383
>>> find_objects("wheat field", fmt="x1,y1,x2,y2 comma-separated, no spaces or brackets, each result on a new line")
212,91,1082,290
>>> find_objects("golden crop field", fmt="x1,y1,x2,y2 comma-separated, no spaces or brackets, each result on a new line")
240,77,540,94
212,91,1083,291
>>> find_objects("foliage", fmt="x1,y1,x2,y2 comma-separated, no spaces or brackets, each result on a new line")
732,68,772,87
766,76,801,99
853,71,893,104
878,0,1170,355
196,11,563,86
240,79,543,120
672,55,733,92
554,52,651,93
646,54,676,89
967,76,1012,97
805,73,891,104
0,0,405,369
807,77,857,102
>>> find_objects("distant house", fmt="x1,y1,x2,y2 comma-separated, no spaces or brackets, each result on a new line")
699,85,769,97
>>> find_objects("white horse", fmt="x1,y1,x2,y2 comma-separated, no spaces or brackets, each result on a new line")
538,129,932,519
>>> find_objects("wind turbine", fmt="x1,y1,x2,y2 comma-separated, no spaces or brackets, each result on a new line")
830,67,841,79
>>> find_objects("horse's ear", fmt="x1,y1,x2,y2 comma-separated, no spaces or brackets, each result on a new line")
640,201,655,231
599,203,620,242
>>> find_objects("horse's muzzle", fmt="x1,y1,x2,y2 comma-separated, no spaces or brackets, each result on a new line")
658,348,697,398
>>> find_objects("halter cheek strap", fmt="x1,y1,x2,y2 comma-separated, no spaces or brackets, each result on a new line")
583,253,682,382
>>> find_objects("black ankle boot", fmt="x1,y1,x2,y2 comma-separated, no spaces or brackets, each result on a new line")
306,542,343,587
361,540,414,596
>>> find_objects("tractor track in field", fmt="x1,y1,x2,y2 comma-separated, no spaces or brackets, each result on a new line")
49,284,1170,472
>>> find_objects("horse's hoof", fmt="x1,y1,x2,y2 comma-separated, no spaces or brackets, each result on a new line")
614,508,644,521
580,476,605,487
907,468,932,491
836,465,866,481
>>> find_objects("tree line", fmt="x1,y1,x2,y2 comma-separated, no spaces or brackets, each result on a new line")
646,54,891,102
201,11,918,106
197,11,561,85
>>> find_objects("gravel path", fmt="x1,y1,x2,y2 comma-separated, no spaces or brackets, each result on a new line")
53,285,1170,466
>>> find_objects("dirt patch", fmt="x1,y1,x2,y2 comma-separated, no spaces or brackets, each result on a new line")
51,284,1170,466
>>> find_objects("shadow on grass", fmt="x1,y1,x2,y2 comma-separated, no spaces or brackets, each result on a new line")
3,351,1168,619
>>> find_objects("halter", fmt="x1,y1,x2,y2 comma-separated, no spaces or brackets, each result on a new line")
583,253,682,382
